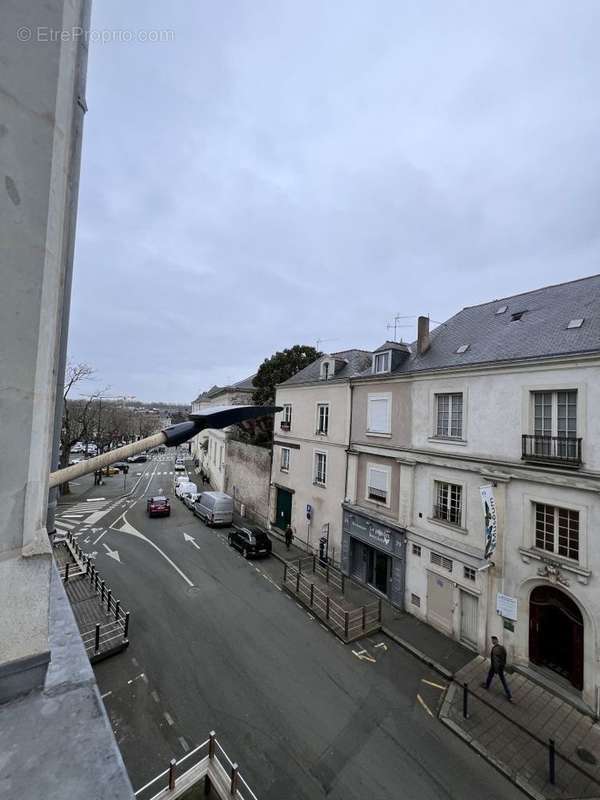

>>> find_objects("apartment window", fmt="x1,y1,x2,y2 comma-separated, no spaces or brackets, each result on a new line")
435,393,463,438
434,481,462,526
280,447,290,473
317,403,329,434
366,464,390,504
314,451,327,486
367,393,391,434
430,552,453,572
281,404,292,431
535,503,579,561
412,544,422,557
373,351,390,374
464,566,476,582
533,390,577,438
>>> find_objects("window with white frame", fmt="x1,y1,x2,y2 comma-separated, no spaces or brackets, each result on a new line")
366,464,390,504
435,393,463,438
280,447,290,472
314,451,327,486
367,393,391,434
373,351,391,374
433,481,463,526
533,390,577,437
535,503,579,561
316,403,329,434
464,566,476,581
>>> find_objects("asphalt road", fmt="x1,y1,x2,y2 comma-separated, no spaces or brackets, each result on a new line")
60,453,524,800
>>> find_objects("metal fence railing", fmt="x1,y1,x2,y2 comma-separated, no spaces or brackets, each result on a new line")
54,532,130,660
283,562,381,641
134,731,258,800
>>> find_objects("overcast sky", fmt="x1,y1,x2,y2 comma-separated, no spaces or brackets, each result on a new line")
69,1,600,403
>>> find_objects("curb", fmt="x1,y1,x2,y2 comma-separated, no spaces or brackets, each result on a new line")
439,712,545,800
381,626,454,680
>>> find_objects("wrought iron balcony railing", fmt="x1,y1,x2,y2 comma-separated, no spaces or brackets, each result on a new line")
521,434,582,466
280,420,291,431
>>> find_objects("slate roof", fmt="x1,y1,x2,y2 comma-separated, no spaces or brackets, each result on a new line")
280,350,373,386
192,374,256,403
355,274,600,379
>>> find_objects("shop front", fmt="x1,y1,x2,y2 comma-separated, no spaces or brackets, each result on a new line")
341,507,406,609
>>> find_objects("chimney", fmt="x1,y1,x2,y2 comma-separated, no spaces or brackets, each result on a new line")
417,316,430,354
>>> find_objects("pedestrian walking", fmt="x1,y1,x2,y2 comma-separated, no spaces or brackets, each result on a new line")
482,635,512,700
285,525,294,551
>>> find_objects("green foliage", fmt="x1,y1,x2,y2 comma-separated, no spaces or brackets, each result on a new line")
251,345,323,405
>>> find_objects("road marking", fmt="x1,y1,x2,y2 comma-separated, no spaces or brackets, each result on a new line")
102,543,121,562
131,657,138,666
93,530,107,545
101,691,112,699
416,693,434,717
151,691,160,704
421,679,446,690
352,649,376,663
255,567,261,573
183,532,200,550
62,514,85,519
140,673,148,684
178,736,190,752
55,521,75,531
87,497,106,502
164,712,174,726
295,602,303,609
113,516,194,587
307,613,315,620
320,623,328,631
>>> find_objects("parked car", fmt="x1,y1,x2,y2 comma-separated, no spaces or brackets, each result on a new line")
128,454,148,463
174,462,186,472
147,496,170,517
176,480,197,499
112,462,129,472
193,491,233,527
228,526,272,559
174,475,190,493
105,465,120,476
183,491,200,510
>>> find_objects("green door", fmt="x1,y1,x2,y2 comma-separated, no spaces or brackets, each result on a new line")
275,488,292,530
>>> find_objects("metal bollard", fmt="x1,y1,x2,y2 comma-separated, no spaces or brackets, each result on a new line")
114,599,120,621
123,611,130,639
94,623,100,654
283,564,287,584
208,730,216,760
64,563,70,582
296,571,300,593
107,588,112,611
549,738,556,785
168,758,176,790
326,596,330,619
94,572,99,591
344,611,349,639
230,763,239,795
310,584,314,606
101,581,105,602
362,606,366,631
463,682,469,719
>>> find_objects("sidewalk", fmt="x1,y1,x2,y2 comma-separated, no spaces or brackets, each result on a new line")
440,656,600,799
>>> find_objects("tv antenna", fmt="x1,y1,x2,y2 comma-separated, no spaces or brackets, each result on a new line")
316,337,338,351
386,314,413,342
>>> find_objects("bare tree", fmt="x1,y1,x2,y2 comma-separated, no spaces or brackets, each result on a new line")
59,362,95,494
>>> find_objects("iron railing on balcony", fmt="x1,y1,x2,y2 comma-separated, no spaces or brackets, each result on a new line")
521,434,582,467
280,420,291,431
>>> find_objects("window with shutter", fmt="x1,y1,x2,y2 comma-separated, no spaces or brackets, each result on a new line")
367,394,391,434
367,465,389,503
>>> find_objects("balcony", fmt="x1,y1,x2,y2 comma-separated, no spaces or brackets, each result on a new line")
280,420,291,431
521,435,582,467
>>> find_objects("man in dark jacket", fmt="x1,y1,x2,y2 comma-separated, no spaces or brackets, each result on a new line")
483,636,512,700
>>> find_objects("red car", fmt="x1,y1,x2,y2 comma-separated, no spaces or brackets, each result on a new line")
147,496,170,517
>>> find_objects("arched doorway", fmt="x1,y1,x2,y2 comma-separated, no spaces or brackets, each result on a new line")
529,586,583,690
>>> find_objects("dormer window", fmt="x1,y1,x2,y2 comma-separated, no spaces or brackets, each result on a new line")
321,361,330,380
373,351,391,374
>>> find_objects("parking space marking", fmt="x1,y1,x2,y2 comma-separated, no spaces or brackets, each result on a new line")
416,693,434,717
178,736,190,752
101,691,112,699
151,691,160,704
421,678,446,690
164,712,175,726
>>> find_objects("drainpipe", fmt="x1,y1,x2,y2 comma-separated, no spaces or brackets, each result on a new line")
47,0,92,540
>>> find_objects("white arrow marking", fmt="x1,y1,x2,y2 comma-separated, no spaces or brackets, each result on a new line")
183,532,200,550
103,543,121,562
83,537,91,544
111,516,194,587
352,649,376,663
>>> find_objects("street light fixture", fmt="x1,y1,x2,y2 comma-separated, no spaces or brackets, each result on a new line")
49,404,281,488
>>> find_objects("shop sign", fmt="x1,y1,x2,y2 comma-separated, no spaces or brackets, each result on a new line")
480,485,497,560
496,592,518,621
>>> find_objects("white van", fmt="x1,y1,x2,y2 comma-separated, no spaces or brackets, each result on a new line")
193,491,233,527
176,481,197,500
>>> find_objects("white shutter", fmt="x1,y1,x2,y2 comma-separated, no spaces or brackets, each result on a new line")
368,398,389,433
368,468,388,491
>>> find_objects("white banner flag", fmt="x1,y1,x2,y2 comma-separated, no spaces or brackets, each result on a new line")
480,485,497,560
